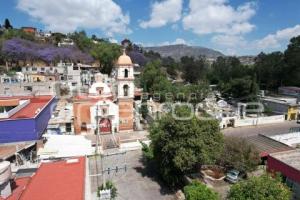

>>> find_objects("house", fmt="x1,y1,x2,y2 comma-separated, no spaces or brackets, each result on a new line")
21,27,37,34
262,96,299,120
1,157,86,200
268,150,300,200
0,95,56,143
279,86,300,100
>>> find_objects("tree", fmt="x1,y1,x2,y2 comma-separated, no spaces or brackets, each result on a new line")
284,35,300,87
218,137,260,172
90,41,121,74
4,18,13,29
254,52,285,90
220,76,258,100
228,174,291,200
148,109,224,186
140,93,148,119
181,56,207,84
184,181,219,200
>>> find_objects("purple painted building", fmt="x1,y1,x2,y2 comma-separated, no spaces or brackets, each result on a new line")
0,95,56,143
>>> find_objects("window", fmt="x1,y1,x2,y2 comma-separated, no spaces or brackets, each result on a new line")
124,69,129,78
102,108,107,115
73,66,79,70
123,85,129,96
41,67,45,71
66,123,72,132
32,67,37,71
24,86,32,91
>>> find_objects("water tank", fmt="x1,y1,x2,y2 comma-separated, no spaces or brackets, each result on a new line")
0,161,12,198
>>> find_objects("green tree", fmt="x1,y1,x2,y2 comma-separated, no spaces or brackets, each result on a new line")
70,31,94,52
91,42,121,74
284,35,300,87
228,174,291,200
181,56,207,84
4,18,13,29
149,109,224,186
184,181,219,200
219,137,260,172
220,76,258,100
254,52,285,90
140,92,148,119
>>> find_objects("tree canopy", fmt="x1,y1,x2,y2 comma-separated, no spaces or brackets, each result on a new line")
184,181,219,200
148,108,224,186
218,136,260,172
228,174,291,200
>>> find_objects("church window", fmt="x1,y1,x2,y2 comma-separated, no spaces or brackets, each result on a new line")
124,69,129,78
123,85,129,96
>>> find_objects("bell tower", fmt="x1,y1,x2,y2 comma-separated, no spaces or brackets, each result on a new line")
116,49,134,132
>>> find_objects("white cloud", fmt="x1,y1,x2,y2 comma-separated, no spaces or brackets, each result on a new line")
212,24,300,55
17,0,131,36
182,0,256,35
212,34,247,47
140,0,183,28
254,24,300,49
159,38,188,46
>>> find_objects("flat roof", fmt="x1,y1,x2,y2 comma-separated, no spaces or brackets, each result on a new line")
19,157,85,200
0,95,54,120
247,134,294,157
269,149,300,171
0,142,35,159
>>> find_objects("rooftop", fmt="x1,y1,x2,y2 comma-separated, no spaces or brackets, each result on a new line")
19,157,85,200
0,95,54,120
0,142,35,159
247,134,294,157
269,149,300,171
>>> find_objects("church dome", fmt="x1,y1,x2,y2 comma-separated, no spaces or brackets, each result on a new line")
117,50,132,65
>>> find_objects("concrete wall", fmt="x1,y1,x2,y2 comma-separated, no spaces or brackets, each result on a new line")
0,82,56,96
234,115,285,127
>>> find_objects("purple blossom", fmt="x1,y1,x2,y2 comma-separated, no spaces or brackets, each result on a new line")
2,38,94,64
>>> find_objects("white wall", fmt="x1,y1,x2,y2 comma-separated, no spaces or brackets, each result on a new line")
234,115,285,127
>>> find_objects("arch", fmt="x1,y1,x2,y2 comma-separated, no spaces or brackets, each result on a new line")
81,122,87,132
123,84,129,96
124,69,129,78
99,118,111,133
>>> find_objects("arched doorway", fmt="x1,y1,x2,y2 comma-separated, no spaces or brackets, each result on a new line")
123,85,129,96
124,69,129,78
99,118,111,134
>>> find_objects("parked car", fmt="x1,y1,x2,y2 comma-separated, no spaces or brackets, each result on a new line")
225,169,240,183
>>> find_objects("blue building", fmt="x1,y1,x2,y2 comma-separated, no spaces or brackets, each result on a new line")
0,95,56,143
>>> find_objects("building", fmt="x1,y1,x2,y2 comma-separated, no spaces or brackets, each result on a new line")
73,50,135,134
0,95,56,143
268,150,300,199
21,27,37,34
58,38,74,47
279,86,300,100
116,50,135,132
262,96,299,120
1,157,86,200
0,82,57,96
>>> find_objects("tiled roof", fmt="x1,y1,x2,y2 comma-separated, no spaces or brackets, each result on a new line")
247,134,294,157
19,157,85,200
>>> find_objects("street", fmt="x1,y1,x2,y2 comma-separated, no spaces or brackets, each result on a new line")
89,150,174,200
222,121,300,137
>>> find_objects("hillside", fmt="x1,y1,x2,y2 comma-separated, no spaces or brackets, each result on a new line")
144,44,224,60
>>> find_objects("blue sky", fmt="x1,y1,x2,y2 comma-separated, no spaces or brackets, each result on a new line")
1,0,300,55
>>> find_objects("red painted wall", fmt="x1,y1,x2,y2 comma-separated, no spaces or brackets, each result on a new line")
267,155,300,184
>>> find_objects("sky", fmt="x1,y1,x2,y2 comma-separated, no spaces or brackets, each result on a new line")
0,0,300,56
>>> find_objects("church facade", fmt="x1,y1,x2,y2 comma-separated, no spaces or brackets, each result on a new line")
73,51,135,134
